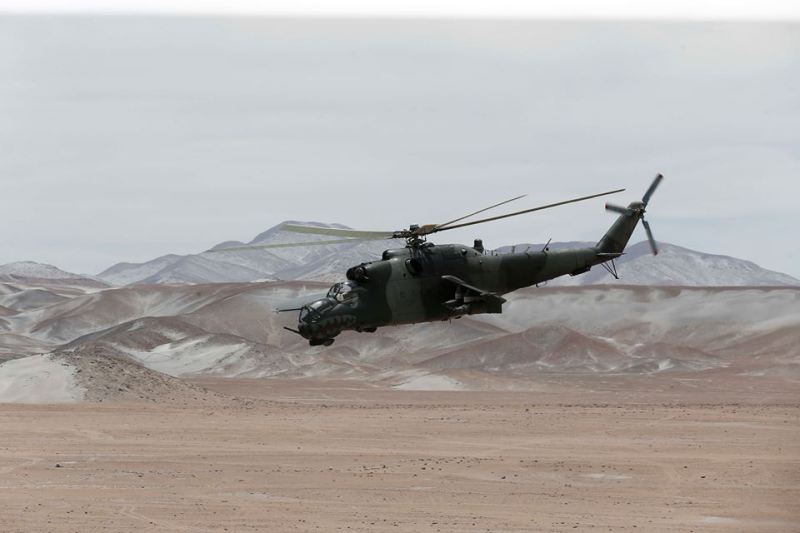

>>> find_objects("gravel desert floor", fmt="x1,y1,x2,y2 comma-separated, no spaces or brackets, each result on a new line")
1,376,798,533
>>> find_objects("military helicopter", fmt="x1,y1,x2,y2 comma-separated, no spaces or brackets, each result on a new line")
215,175,663,346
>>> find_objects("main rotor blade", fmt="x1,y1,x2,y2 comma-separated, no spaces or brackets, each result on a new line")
642,219,659,255
206,237,387,253
430,188,625,234
281,224,395,240
642,173,663,206
434,194,527,231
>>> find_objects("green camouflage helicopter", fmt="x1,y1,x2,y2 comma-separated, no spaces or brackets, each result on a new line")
218,175,663,346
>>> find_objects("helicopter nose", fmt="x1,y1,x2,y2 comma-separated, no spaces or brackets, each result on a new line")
297,322,313,339
296,299,336,339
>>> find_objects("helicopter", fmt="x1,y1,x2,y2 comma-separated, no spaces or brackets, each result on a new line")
214,175,663,346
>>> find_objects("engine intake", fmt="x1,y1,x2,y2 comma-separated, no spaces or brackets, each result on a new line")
346,264,370,281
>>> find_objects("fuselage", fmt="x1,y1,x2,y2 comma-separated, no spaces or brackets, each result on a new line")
296,241,608,345
292,183,654,346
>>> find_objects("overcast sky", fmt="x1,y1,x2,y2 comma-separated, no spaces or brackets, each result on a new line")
1,17,798,276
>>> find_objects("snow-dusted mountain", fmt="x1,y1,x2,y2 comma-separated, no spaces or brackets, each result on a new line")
0,261,109,289
97,222,799,287
568,241,799,286
1,261,89,281
98,222,402,286
497,241,799,287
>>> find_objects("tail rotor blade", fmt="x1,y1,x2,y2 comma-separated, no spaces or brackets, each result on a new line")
605,203,633,215
642,218,658,255
642,173,663,206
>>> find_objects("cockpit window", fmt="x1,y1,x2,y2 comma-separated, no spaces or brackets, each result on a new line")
301,298,334,323
310,299,333,312
327,281,360,303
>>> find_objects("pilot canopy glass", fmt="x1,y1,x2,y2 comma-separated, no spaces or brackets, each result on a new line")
327,281,360,303
300,298,334,323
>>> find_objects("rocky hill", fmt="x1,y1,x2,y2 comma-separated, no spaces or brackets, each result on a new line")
0,278,797,400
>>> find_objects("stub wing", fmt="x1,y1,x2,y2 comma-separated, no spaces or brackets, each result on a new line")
441,275,507,313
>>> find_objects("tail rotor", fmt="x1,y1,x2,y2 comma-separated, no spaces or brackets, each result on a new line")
605,174,663,256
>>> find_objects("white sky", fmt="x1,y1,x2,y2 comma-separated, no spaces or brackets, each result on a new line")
1,14,799,277
1,0,799,19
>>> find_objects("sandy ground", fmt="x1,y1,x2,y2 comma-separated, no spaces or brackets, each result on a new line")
0,377,798,532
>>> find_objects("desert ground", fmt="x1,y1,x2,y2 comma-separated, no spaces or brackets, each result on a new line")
1,373,797,533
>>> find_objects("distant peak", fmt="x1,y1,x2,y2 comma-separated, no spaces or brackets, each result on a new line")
0,260,99,281
248,221,352,245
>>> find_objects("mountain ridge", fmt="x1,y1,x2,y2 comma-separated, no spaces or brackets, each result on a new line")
4,222,797,288
95,221,799,287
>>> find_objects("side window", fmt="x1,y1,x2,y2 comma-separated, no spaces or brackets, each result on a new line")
327,283,341,299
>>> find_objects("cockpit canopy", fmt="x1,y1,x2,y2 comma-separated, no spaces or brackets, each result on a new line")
327,280,360,303
299,282,361,324
299,298,334,323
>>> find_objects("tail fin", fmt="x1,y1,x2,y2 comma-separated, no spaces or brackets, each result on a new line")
596,208,642,255
596,174,663,255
